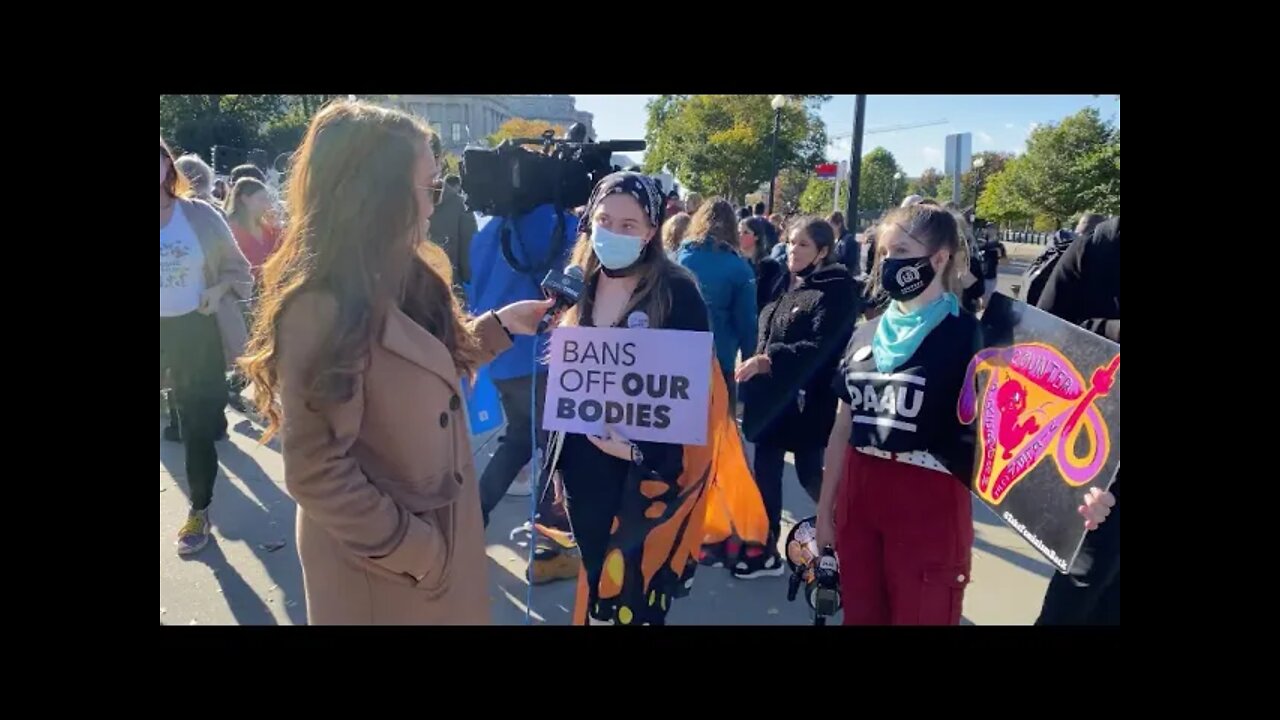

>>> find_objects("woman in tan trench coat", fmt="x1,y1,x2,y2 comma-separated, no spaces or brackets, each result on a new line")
241,101,553,625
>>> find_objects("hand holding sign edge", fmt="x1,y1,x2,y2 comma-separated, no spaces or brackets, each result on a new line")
1078,487,1116,530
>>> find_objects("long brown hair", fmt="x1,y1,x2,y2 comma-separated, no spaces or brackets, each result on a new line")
563,205,687,330
687,198,739,251
225,177,268,225
867,204,970,297
161,137,192,200
662,212,692,253
240,101,481,440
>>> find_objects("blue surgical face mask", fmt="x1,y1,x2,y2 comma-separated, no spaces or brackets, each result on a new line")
592,226,646,271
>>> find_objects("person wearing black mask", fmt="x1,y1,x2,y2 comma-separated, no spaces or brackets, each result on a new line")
816,204,1114,624
734,217,859,577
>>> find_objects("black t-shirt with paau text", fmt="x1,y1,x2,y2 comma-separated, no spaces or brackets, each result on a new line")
834,311,982,484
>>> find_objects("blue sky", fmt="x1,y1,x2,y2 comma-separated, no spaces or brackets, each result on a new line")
572,95,1120,177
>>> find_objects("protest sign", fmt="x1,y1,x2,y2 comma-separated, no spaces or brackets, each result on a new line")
959,294,1121,573
543,326,713,445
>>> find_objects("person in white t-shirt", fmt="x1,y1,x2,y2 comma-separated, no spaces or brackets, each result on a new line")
160,138,252,556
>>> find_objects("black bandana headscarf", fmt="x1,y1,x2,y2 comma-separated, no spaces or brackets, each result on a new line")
578,171,667,278
579,171,666,236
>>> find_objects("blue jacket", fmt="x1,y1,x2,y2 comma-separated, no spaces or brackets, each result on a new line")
675,238,758,377
466,204,578,381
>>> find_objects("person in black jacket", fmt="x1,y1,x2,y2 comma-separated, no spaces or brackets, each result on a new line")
1023,214,1106,307
829,211,861,277
976,228,1006,307
1034,216,1120,626
739,216,786,311
735,217,860,578
862,224,878,277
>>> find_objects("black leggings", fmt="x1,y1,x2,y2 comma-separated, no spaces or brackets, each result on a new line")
753,443,823,543
478,373,548,527
160,312,227,511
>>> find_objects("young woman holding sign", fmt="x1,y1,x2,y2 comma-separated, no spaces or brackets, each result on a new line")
813,203,1114,625
553,171,762,625
240,102,553,625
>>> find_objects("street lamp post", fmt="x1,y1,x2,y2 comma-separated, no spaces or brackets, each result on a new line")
767,94,786,215
971,156,986,209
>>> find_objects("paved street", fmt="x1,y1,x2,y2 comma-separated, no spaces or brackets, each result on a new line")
159,249,1055,626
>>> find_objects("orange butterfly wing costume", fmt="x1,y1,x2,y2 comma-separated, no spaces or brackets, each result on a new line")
570,362,768,625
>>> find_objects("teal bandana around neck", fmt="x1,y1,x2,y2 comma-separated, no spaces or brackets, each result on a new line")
871,292,960,372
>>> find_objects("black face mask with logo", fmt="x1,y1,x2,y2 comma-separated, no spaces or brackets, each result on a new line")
880,255,936,301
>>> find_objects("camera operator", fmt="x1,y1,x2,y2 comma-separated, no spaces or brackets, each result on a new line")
468,203,576,536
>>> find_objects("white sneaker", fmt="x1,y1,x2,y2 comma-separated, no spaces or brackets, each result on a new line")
506,473,533,497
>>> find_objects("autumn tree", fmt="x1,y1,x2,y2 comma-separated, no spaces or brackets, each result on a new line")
488,118,566,150
643,95,828,203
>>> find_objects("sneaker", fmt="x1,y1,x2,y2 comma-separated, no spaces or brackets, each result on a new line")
177,510,211,556
532,490,576,550
698,538,741,568
506,475,533,497
527,545,580,585
730,544,786,579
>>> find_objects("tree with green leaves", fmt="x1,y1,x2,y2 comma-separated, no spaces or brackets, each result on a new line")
160,94,285,163
906,167,943,200
977,108,1119,225
643,95,829,203
798,177,847,215
858,147,904,214
772,167,809,215
936,151,1015,207
976,156,1033,225
161,95,382,172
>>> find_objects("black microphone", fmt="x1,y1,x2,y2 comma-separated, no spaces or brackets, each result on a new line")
537,265,585,332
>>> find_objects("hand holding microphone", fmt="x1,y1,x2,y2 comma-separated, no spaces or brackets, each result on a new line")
493,299,557,336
